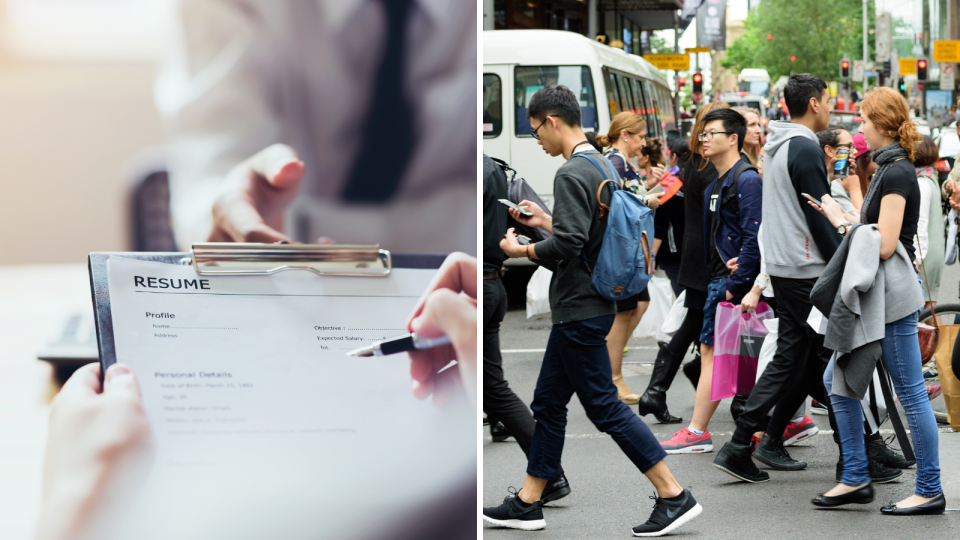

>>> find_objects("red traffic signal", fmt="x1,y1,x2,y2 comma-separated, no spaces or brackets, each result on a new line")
766,34,772,40
840,60,850,78
692,73,703,94
692,73,703,83
918,58,928,81
790,56,796,62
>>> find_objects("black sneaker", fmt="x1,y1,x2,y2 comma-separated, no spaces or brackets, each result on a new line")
632,489,702,537
752,434,807,471
866,436,915,469
483,488,546,531
490,421,513,442
503,473,572,506
836,457,904,484
713,441,770,483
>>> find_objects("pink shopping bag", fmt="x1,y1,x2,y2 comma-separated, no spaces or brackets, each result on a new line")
710,301,773,401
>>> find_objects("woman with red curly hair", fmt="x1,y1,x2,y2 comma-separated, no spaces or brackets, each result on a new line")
812,87,943,515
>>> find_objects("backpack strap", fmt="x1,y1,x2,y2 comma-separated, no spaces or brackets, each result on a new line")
574,153,619,218
720,161,758,219
489,156,517,183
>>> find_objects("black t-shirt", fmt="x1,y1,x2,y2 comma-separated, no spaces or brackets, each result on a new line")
708,171,729,279
679,155,718,291
862,158,921,261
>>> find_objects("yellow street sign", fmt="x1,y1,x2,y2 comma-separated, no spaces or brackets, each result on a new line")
899,58,917,75
934,41,960,63
643,54,690,71
685,47,710,53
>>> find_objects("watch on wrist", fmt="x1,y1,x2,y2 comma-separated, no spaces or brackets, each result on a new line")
837,222,853,236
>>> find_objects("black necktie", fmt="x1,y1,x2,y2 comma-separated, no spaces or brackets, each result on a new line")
341,0,414,203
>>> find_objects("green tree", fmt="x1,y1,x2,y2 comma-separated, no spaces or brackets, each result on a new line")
722,0,875,83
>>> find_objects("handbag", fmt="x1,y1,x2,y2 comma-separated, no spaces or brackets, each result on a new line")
915,232,939,363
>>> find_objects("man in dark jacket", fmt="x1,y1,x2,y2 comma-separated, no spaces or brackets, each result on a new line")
713,74,894,484
481,85,702,536
658,108,762,454
481,154,572,506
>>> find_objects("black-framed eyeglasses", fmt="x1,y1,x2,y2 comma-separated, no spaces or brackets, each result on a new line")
697,131,733,142
833,143,854,149
532,114,560,140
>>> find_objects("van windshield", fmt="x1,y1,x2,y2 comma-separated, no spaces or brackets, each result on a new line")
514,66,598,136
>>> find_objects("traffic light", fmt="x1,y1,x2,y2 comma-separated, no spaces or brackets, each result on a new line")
882,61,891,78
918,58,928,81
766,34,772,40
692,72,703,94
898,77,906,97
840,60,850,78
678,77,687,92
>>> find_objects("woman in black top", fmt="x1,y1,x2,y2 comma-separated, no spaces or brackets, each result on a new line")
653,138,689,296
814,87,942,515
636,102,727,424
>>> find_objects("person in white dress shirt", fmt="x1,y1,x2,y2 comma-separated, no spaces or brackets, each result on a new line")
155,0,477,254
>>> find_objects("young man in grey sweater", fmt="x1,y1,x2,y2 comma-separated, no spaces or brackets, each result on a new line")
482,85,702,537
714,74,845,482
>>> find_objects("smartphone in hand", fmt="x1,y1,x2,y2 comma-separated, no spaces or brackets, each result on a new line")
801,193,822,206
498,199,533,217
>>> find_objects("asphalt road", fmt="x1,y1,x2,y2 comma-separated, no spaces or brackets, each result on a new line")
483,266,960,539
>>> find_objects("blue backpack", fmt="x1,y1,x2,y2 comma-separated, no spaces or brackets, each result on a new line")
575,153,656,301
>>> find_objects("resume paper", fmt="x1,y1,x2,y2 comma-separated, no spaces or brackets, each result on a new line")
102,257,474,539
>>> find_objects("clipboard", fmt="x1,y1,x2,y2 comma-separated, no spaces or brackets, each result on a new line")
89,243,446,379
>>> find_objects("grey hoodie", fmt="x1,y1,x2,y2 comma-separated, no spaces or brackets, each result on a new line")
762,121,841,279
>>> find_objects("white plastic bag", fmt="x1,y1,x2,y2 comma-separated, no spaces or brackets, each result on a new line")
661,290,687,339
633,276,675,342
756,317,778,383
525,267,553,318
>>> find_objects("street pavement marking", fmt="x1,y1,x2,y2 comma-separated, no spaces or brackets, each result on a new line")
486,427,956,441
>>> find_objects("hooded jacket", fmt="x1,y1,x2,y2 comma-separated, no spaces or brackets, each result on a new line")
761,121,841,279
701,158,763,299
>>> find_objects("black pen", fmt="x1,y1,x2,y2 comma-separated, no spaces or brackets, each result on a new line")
346,332,452,357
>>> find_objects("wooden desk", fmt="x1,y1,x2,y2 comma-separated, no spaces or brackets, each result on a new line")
0,264,93,540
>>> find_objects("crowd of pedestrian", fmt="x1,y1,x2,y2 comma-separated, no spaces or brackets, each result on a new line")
482,72,950,535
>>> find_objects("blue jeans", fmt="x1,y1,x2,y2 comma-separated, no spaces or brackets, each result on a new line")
700,278,729,345
527,315,667,480
824,311,942,496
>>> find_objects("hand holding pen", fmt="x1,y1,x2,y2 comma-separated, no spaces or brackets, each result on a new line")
405,253,478,408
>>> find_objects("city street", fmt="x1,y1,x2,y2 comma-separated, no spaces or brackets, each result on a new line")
483,270,960,539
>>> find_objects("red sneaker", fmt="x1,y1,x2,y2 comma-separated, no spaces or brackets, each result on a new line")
783,415,819,447
660,428,713,454
749,434,761,454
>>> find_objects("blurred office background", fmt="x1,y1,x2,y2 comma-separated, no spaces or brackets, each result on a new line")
0,0,167,265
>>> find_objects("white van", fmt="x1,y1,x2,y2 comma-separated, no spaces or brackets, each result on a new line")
483,30,677,216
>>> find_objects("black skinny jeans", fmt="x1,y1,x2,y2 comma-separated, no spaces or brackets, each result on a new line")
733,276,839,444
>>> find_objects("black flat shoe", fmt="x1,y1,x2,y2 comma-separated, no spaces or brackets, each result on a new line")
880,493,946,515
812,483,874,507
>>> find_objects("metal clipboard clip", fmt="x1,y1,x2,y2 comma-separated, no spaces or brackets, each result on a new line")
189,243,392,277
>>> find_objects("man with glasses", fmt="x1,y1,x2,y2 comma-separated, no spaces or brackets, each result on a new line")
482,85,702,536
715,73,845,483
657,108,763,455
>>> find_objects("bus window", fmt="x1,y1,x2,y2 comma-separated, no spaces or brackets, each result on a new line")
630,77,652,129
642,80,662,139
514,66,599,136
615,74,633,113
603,69,620,118
483,74,502,138
657,85,675,131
